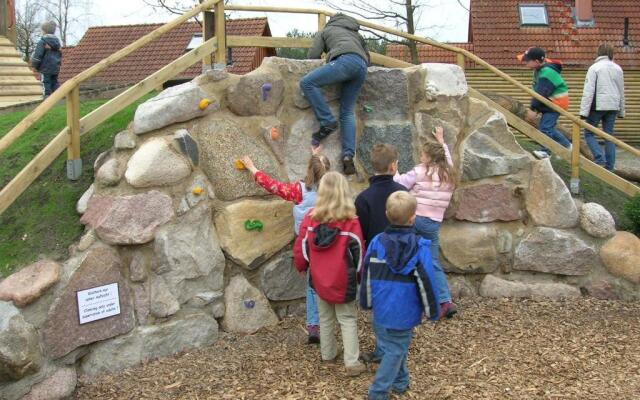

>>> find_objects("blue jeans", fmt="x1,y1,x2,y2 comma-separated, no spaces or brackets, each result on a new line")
41,74,59,97
539,111,572,153
299,53,368,157
583,110,618,170
368,322,413,400
306,272,319,326
414,216,451,304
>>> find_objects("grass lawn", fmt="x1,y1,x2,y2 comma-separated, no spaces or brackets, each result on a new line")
0,95,153,277
518,139,634,230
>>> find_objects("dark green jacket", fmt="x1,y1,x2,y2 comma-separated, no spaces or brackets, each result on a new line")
308,14,370,64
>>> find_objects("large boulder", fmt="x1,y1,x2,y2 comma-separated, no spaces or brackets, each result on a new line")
222,275,279,334
514,227,597,276
600,231,640,283
0,301,43,382
153,204,225,304
227,67,284,116
196,118,286,201
42,246,135,359
0,260,60,307
80,191,174,245
421,63,468,99
525,158,578,228
414,111,462,156
214,199,294,269
479,275,580,300
133,82,219,134
461,101,530,181
80,312,218,376
124,137,192,188
579,203,616,238
22,367,77,400
358,122,416,174
260,251,306,301
454,183,524,222
440,222,499,273
358,67,415,121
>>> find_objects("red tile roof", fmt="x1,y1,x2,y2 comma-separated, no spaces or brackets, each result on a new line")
387,0,639,69
59,18,275,85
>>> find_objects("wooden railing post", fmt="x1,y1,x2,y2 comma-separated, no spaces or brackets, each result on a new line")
456,53,465,71
570,123,581,194
202,5,215,69
214,1,226,68
318,13,326,31
66,86,82,180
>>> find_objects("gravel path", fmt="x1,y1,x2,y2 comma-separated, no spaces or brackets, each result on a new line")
74,298,640,399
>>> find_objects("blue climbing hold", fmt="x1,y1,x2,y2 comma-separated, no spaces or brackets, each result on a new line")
261,83,272,101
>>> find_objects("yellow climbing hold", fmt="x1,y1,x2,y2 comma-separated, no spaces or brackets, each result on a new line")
198,98,211,110
234,159,246,170
192,186,204,196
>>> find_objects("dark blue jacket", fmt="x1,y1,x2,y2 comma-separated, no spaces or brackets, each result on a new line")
32,34,62,75
359,226,440,329
355,175,407,245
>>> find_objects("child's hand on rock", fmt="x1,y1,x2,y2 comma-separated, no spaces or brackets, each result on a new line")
311,144,323,155
241,156,258,174
432,126,445,144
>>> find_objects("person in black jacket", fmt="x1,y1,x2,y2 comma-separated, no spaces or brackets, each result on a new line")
355,144,407,245
31,21,62,98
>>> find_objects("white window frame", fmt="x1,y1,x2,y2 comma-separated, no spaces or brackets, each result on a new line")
519,4,549,27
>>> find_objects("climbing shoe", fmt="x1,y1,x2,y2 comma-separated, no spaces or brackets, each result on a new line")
439,301,458,320
311,122,338,147
308,325,320,344
343,156,356,175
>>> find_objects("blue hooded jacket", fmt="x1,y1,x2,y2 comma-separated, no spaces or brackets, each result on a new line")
32,34,62,75
359,226,440,329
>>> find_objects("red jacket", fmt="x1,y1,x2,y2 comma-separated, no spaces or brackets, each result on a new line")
293,212,365,304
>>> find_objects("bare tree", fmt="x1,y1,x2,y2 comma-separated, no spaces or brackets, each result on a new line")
15,0,42,62
42,0,91,46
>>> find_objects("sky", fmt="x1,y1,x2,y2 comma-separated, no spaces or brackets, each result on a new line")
18,0,470,45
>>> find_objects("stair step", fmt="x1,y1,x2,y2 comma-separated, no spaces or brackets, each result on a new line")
0,66,36,76
0,48,21,57
0,95,43,104
0,85,43,96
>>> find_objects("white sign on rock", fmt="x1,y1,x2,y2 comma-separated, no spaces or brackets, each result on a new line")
77,283,121,324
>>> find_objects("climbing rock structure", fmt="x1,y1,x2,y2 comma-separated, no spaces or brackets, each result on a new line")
1,58,639,399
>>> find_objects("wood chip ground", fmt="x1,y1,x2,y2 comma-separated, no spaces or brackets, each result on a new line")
74,298,640,399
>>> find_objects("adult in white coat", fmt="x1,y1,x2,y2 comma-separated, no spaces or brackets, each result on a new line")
580,43,625,171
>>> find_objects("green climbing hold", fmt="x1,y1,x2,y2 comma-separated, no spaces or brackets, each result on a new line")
244,219,264,232
363,104,374,113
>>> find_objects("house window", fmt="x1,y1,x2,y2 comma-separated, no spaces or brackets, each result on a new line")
186,34,203,51
519,4,549,26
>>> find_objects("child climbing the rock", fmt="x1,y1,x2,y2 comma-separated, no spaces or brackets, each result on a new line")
240,148,330,344
293,171,366,377
393,126,458,320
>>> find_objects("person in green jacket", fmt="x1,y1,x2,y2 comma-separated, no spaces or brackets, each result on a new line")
300,14,370,175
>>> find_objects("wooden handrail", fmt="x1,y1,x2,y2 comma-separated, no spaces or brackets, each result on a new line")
225,4,639,158
0,0,221,156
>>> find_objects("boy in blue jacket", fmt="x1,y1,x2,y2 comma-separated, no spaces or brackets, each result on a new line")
31,21,62,98
359,191,440,400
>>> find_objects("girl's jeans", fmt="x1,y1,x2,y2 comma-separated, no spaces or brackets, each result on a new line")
306,272,319,326
414,216,452,304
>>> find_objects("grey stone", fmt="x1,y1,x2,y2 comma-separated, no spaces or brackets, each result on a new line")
0,301,43,382
80,312,218,376
614,149,640,182
479,275,580,300
422,63,468,99
129,250,149,283
96,158,123,187
448,275,478,300
154,204,225,304
80,191,174,245
196,118,286,201
227,68,284,116
440,222,499,273
359,122,416,174
76,184,94,214
414,111,462,155
114,130,137,150
579,203,616,238
93,150,110,171
260,251,305,301
174,129,199,166
0,362,56,400
514,227,597,276
187,291,223,308
358,67,411,121
214,199,294,269
23,367,76,400
149,274,179,318
211,300,225,319
176,174,214,216
222,275,278,334
124,137,192,188
130,283,150,325
525,159,579,228
42,246,135,359
133,82,219,134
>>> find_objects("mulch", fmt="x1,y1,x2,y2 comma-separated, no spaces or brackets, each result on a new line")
74,298,640,399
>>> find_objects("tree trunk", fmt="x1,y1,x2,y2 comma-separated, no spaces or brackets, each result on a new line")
404,0,419,64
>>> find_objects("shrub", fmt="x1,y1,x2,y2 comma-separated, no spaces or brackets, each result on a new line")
623,194,640,235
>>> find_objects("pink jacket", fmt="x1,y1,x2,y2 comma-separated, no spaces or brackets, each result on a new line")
394,144,454,222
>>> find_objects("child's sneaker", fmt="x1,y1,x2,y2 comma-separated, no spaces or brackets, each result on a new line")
307,325,320,344
439,301,458,320
360,351,381,364
345,362,366,377
343,156,356,175
311,122,338,146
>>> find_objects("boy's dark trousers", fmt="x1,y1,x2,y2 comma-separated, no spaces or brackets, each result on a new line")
368,321,413,400
41,74,59,97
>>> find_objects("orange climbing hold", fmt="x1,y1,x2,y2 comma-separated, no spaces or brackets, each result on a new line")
192,186,204,195
234,159,246,170
198,98,211,110
270,127,279,140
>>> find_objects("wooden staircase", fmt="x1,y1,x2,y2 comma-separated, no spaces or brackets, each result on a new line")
0,36,43,108
466,68,640,146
